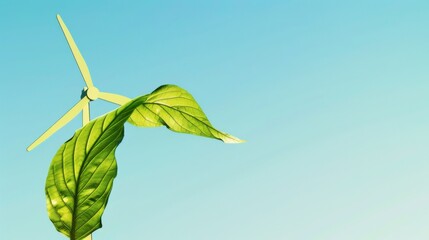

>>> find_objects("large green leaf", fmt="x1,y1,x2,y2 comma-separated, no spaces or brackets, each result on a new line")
45,96,147,240
46,84,243,239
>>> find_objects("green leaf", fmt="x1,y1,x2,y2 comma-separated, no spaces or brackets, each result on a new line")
45,85,242,240
45,97,147,240
128,85,244,143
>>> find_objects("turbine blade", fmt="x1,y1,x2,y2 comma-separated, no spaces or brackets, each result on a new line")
27,97,90,151
82,101,90,126
99,92,132,106
83,234,92,240
56,14,94,88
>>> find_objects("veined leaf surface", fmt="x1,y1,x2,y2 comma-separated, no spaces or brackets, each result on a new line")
129,85,244,143
45,97,147,240
45,84,242,240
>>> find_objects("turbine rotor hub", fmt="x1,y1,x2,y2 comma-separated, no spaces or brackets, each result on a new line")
86,87,100,101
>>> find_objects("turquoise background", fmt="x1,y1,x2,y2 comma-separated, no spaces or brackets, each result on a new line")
1,1,429,239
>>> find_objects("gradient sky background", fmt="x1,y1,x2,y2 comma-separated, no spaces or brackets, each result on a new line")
1,1,429,239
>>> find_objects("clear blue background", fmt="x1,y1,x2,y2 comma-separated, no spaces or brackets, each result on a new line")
1,0,429,239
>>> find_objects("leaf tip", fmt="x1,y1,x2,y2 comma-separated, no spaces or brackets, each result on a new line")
221,134,246,144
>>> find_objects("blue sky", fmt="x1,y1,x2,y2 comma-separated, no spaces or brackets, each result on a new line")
1,1,429,239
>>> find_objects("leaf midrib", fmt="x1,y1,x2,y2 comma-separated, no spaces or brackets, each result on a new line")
70,115,109,240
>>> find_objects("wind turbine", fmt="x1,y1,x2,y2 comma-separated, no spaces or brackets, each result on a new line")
27,14,132,152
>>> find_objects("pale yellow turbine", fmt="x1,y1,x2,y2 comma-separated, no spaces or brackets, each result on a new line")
27,14,132,152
